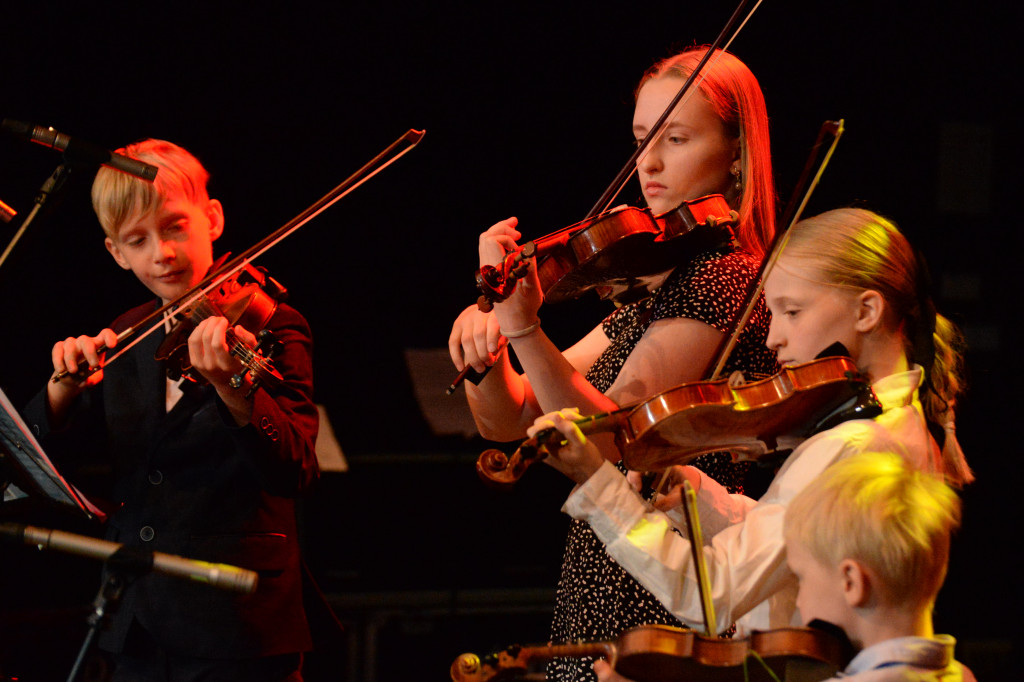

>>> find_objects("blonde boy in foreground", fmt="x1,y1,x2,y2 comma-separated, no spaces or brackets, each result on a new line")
781,452,974,681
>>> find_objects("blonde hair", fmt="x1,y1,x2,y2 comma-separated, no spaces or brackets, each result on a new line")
637,47,775,258
785,452,961,610
781,208,973,486
92,139,210,239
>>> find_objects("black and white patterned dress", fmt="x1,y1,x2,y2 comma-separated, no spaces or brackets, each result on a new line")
547,244,778,682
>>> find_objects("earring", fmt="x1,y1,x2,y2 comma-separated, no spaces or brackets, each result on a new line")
730,165,742,192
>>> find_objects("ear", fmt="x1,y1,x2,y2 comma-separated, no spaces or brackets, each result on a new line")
853,289,885,333
839,558,870,607
105,236,132,270
206,198,225,242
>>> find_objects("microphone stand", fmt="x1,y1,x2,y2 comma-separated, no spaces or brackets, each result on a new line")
0,161,76,273
68,545,149,682
1,522,258,682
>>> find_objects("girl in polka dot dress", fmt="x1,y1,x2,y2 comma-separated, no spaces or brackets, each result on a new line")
449,47,778,682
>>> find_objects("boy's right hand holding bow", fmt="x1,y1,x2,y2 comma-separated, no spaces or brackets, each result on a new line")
47,328,118,423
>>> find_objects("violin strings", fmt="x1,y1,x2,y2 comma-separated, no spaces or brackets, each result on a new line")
166,295,276,383
743,650,782,682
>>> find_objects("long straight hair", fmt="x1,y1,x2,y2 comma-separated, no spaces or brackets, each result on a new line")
637,47,775,258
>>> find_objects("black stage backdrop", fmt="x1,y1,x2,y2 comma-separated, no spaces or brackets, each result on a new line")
1,3,1019,681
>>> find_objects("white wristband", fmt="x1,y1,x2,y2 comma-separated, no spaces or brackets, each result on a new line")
501,318,541,339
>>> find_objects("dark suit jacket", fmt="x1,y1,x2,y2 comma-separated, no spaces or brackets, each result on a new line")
26,300,320,659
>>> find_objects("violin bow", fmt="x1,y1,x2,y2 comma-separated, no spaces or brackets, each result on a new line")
680,480,717,637
704,119,845,381
587,0,763,218
54,128,425,383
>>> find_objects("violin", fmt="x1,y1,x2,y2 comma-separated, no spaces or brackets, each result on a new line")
472,1,762,312
476,355,881,488
476,194,738,310
155,262,287,397
449,11,760,395
451,623,847,682
475,114,850,481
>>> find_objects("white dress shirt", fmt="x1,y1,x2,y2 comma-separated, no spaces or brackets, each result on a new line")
831,635,975,681
563,367,943,635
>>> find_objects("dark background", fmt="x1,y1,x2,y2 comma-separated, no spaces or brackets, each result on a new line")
1,2,1018,680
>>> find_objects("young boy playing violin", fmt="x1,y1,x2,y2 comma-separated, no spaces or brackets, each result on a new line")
528,208,972,658
783,451,974,680
24,139,319,681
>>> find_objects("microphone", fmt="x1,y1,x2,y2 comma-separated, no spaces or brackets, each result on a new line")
1,119,158,182
0,522,258,593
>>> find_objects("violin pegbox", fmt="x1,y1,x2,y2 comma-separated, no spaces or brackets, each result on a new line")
475,246,533,312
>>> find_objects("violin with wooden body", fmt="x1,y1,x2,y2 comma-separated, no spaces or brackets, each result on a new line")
451,623,848,682
476,355,881,488
476,194,738,310
155,261,288,397
447,8,759,396
475,111,850,482
473,0,763,312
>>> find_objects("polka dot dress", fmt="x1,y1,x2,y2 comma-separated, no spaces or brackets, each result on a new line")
547,246,778,682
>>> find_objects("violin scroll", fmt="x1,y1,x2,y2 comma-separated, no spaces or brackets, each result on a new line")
450,653,488,682
475,243,535,312
476,440,547,489
475,408,620,488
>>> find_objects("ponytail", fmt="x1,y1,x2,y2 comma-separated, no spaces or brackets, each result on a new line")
923,314,974,487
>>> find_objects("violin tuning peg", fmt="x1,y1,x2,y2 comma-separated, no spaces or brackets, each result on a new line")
254,329,280,358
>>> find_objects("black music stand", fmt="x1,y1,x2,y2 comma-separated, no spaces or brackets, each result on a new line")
0,386,109,681
0,386,104,521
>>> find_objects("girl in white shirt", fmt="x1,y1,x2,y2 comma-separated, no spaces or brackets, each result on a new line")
528,207,973,679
